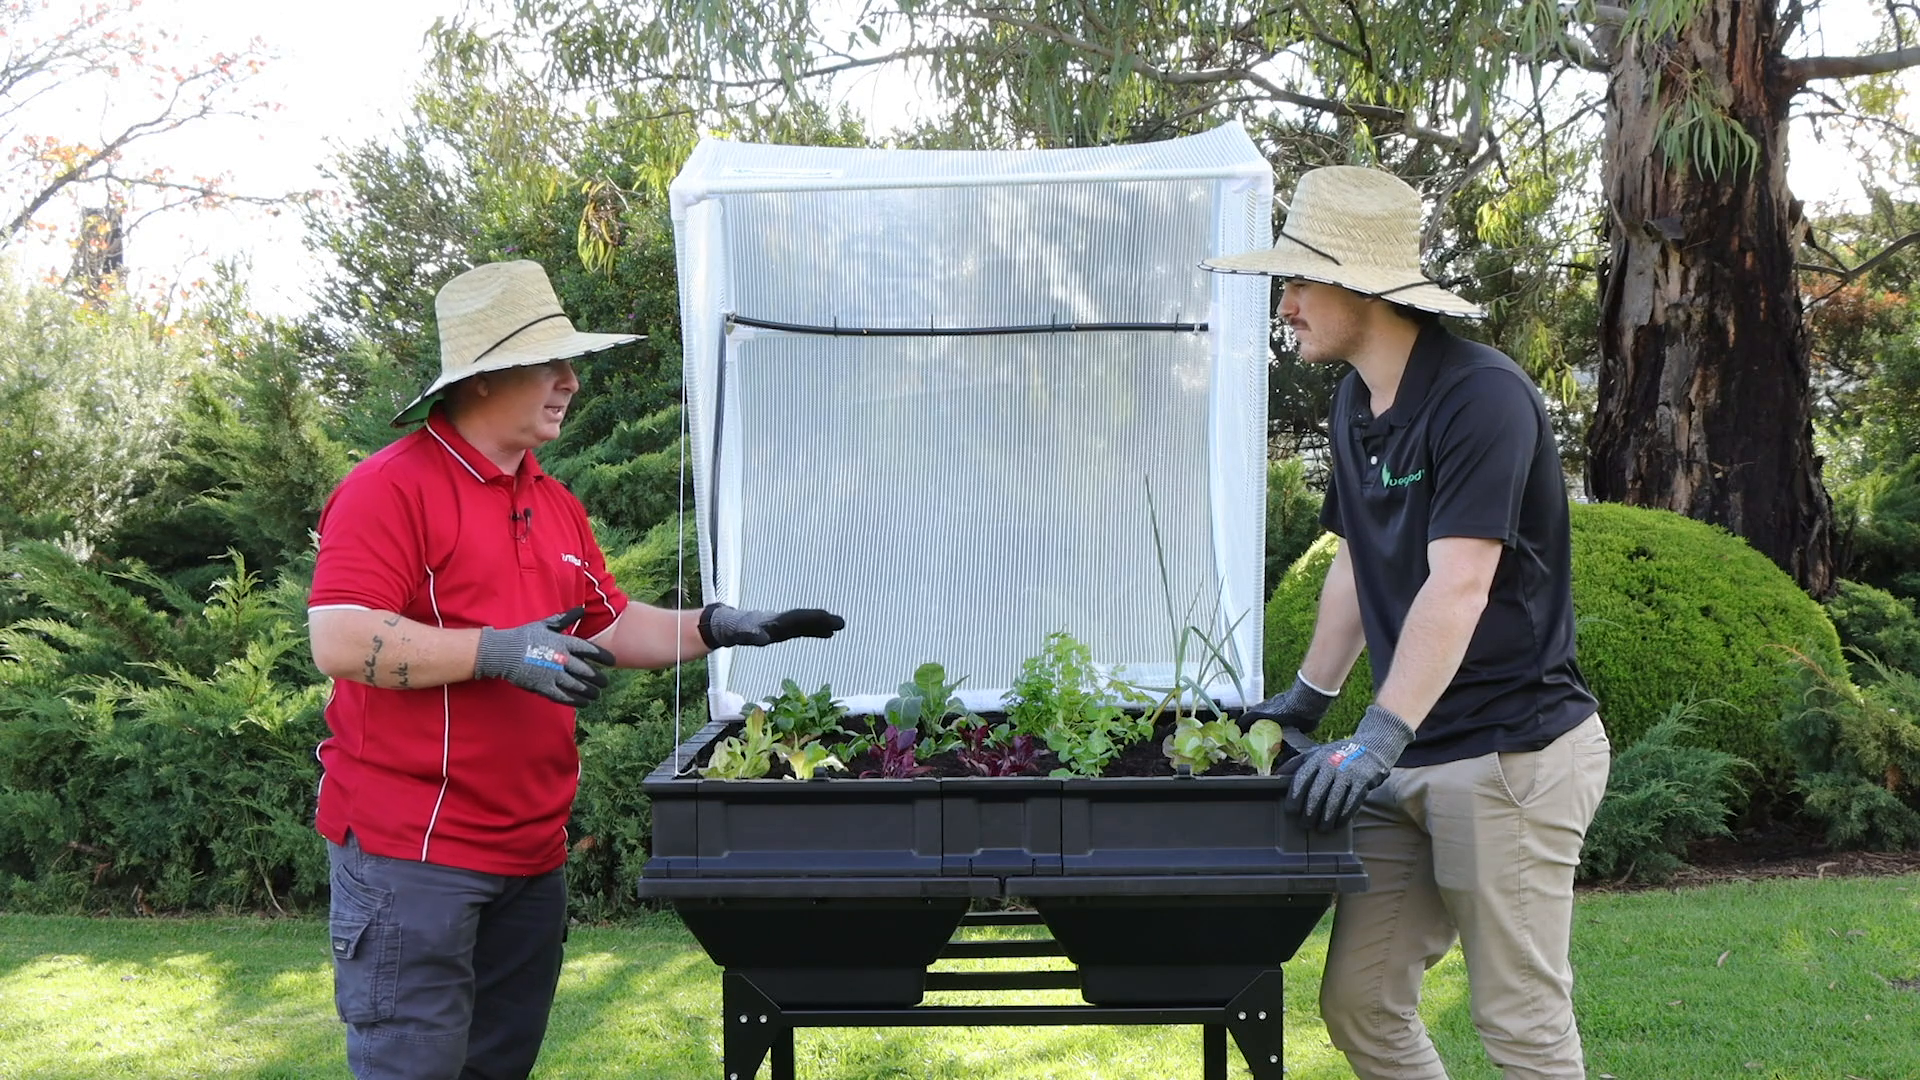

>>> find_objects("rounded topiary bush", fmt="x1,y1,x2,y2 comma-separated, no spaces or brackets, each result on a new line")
1264,502,1844,782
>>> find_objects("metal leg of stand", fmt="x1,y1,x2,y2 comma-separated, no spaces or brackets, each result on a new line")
771,1027,795,1080
1203,1023,1227,1080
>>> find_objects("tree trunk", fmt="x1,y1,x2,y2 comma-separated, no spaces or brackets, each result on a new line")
1588,0,1834,596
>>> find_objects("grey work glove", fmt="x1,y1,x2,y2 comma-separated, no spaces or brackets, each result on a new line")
474,606,616,707
699,603,845,648
1240,673,1340,736
1286,704,1416,832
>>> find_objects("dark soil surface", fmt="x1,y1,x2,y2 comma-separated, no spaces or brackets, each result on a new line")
1581,821,1920,892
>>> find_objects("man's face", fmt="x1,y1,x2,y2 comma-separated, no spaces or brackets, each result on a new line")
1279,279,1372,364
478,359,580,449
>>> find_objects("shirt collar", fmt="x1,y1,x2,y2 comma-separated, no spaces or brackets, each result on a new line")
423,406,547,485
1378,321,1451,431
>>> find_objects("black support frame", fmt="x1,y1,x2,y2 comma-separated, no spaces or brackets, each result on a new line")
716,911,1288,1080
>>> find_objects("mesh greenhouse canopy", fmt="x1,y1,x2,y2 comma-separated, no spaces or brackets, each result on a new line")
670,122,1276,720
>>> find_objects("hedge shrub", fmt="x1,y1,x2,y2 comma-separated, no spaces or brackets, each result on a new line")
1264,502,1844,782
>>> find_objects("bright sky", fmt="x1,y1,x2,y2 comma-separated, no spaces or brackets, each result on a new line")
23,0,1917,319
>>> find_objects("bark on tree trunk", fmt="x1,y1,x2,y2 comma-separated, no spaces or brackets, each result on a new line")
1588,0,1834,596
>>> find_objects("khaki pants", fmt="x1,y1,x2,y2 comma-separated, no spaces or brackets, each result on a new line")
1320,714,1611,1080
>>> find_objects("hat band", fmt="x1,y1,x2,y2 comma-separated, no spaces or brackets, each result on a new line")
467,312,569,368
1279,228,1342,266
1375,280,1439,299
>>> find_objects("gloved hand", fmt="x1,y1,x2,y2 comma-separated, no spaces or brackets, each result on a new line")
473,606,616,707
1240,672,1340,736
700,604,845,648
1287,703,1416,832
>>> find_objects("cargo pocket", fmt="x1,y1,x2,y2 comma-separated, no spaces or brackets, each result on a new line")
329,860,399,1025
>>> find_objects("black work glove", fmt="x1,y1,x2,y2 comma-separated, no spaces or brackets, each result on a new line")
1240,672,1340,736
1286,704,1416,832
699,603,845,648
473,606,616,707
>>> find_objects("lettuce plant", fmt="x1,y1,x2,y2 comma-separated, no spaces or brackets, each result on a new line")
701,707,777,779
778,740,844,781
1233,719,1287,776
1163,715,1238,774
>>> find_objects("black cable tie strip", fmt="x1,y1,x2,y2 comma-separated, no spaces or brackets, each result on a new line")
726,313,1209,337
708,328,729,579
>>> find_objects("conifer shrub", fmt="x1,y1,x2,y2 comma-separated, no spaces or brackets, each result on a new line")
1264,502,1844,785
1823,580,1920,681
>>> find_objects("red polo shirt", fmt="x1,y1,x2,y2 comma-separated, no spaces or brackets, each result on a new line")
308,408,628,875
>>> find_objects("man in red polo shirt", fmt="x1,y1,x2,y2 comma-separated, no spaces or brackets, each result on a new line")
307,260,843,1080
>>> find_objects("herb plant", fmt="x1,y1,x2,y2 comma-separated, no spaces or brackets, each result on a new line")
1005,631,1151,777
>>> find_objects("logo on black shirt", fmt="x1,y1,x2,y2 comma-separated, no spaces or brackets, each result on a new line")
1381,464,1427,488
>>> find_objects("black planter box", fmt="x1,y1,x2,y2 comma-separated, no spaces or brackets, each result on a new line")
639,717,1369,1008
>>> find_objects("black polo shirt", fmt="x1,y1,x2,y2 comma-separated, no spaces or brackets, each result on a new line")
1319,322,1597,767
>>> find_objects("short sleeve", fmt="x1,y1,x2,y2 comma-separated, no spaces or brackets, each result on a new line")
1426,371,1541,544
309,465,428,613
569,513,629,639
1319,465,1344,536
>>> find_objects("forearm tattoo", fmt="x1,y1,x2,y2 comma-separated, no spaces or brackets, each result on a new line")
364,635,384,686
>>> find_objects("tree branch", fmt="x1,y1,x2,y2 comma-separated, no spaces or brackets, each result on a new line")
1797,228,1920,284
1784,45,1920,87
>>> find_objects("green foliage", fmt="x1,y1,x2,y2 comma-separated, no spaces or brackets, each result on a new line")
1162,715,1238,775
1236,718,1287,776
107,332,351,590
0,548,328,913
1579,703,1748,884
1265,504,1846,782
1005,631,1150,777
881,662,973,756
1265,457,1322,601
0,271,208,549
759,680,848,745
1777,648,1920,850
699,707,777,780
1841,453,1920,603
1823,580,1920,680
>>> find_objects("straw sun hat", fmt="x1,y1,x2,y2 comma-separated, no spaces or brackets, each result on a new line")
1202,165,1484,318
391,260,644,426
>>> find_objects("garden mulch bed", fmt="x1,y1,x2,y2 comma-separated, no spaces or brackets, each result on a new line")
1582,822,1920,892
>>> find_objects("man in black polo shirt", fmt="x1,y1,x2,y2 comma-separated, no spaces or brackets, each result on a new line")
1204,166,1611,1079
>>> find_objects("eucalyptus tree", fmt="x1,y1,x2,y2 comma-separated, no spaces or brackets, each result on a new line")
453,0,1920,595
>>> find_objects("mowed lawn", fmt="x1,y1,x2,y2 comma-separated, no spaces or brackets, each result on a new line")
1,875,1916,1079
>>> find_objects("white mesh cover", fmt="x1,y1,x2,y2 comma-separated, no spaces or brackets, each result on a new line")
671,123,1274,718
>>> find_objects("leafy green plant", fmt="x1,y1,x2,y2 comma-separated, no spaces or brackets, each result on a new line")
955,723,1039,776
1579,701,1749,884
1232,719,1287,776
1162,715,1238,775
881,662,975,756
700,707,777,780
777,740,843,781
1005,631,1150,777
1776,646,1920,849
859,724,933,779
759,680,848,744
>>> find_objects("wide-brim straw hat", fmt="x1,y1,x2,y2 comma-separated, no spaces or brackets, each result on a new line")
1201,165,1484,318
392,260,644,426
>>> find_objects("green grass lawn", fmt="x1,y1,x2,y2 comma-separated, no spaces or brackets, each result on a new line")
1,875,1916,1079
